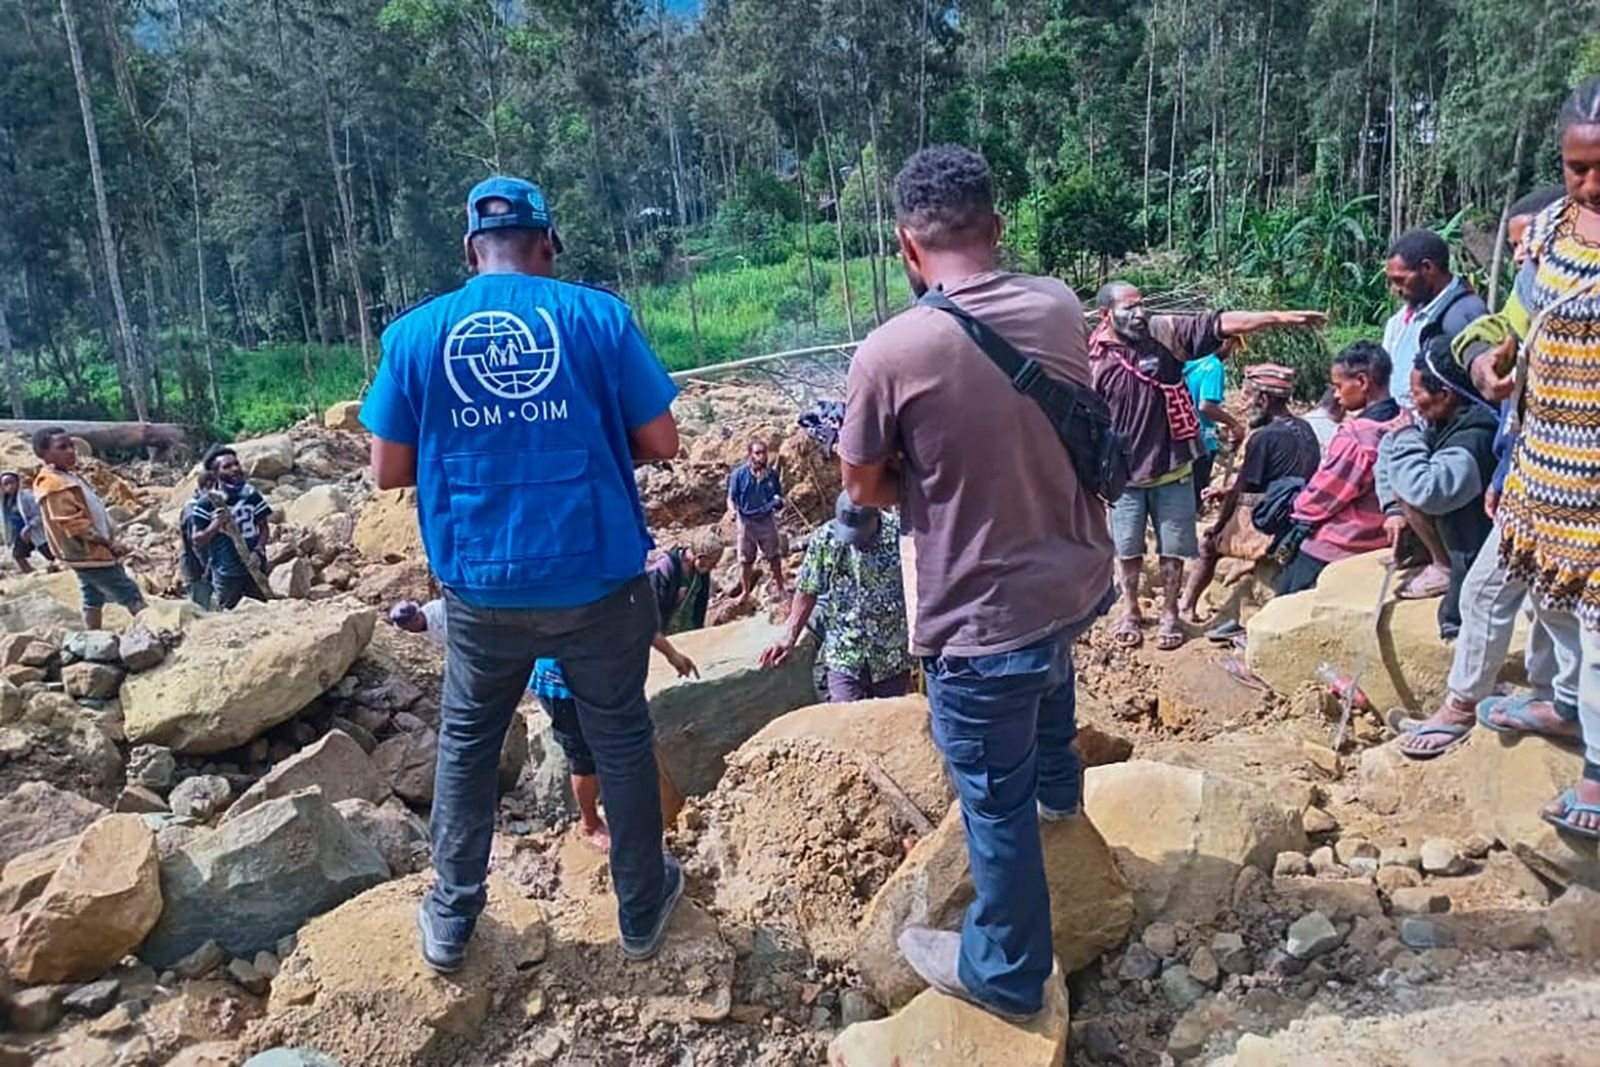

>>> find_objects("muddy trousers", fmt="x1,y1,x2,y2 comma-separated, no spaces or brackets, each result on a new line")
428,575,667,942
1523,598,1600,784
919,589,1110,1017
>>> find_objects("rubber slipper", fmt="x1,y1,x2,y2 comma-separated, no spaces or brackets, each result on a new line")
1541,789,1600,841
1396,566,1450,600
1398,723,1472,761
1155,623,1186,651
1112,616,1143,649
1476,694,1583,739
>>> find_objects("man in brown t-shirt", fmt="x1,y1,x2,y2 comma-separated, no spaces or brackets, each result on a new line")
839,145,1114,1022
1091,282,1324,651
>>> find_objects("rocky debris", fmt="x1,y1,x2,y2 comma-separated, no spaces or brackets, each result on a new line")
648,618,819,797
324,400,365,432
228,956,271,994
1389,887,1451,915
269,558,315,600
1141,921,1179,958
255,874,545,1067
0,635,56,671
1375,866,1423,894
1083,760,1306,923
61,661,125,700
1544,884,1600,962
63,630,120,664
61,977,121,1017
828,963,1069,1067
1419,838,1469,876
352,489,423,562
854,801,1134,1010
128,744,176,791
0,782,106,866
333,799,430,876
236,435,296,480
121,600,377,754
1160,964,1210,1010
1398,916,1454,949
140,790,389,969
1117,943,1161,981
0,573,125,634
1274,851,1311,878
285,486,349,529
8,983,67,1032
0,837,73,915
0,690,125,805
118,626,166,672
246,1050,347,1067
173,939,229,979
170,775,233,821
1246,551,1527,713
1301,806,1338,834
372,728,438,805
1284,911,1342,959
226,731,387,823
1211,931,1253,974
5,815,162,983
114,785,168,815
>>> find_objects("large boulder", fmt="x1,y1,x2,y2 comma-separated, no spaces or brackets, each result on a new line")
5,815,162,983
268,558,314,600
284,485,349,529
0,837,74,915
372,714,525,805
333,799,430,876
121,600,377,754
0,783,106,867
254,874,545,1067
855,802,1133,1010
236,435,296,480
0,694,125,806
1245,551,1526,712
323,400,364,432
829,963,1069,1067
0,571,134,634
225,730,388,823
353,489,423,562
139,790,390,968
647,617,818,796
1083,760,1306,923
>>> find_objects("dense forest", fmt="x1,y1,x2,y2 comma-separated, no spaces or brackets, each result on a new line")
1,0,1597,435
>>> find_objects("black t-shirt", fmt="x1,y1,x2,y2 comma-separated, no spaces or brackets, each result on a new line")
186,483,270,579
1239,415,1322,494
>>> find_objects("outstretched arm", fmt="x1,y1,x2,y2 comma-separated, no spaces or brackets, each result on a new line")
1219,309,1327,337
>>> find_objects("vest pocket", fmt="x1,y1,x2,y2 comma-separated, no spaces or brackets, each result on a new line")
442,448,596,581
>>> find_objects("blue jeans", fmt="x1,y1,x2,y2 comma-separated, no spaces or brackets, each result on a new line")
921,587,1112,1016
430,575,665,942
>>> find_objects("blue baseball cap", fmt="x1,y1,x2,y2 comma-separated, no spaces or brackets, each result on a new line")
466,176,564,253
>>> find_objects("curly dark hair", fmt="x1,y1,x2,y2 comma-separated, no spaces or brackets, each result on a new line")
1332,340,1393,389
201,444,238,473
1508,185,1565,220
892,145,995,249
1387,228,1450,272
1559,75,1600,133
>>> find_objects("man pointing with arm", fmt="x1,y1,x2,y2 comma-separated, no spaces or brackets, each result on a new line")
362,177,684,972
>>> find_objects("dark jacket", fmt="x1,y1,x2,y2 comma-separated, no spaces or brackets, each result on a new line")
648,548,710,633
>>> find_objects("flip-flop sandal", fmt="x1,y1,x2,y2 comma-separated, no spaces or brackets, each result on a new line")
1112,616,1144,649
1396,567,1451,600
1476,694,1583,739
1398,722,1472,761
1156,623,1186,651
1205,619,1246,642
1541,789,1600,841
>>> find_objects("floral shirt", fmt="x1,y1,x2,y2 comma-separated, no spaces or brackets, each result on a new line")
796,511,910,682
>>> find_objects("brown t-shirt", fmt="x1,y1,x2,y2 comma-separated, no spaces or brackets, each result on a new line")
1089,313,1223,484
839,271,1114,657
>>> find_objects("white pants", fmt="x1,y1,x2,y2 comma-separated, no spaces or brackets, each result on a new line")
1447,521,1581,708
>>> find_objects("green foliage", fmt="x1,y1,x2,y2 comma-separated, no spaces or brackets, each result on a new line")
1038,167,1141,282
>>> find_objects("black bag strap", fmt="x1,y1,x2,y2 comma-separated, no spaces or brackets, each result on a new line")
918,288,1051,399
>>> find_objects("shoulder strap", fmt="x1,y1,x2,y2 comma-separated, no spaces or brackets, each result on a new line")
918,288,1049,396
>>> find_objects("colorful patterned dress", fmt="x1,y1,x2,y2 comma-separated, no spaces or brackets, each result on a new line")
1499,198,1600,628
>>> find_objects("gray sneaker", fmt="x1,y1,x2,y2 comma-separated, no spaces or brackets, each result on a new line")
1037,799,1080,822
896,925,1040,1023
621,854,685,962
416,902,467,974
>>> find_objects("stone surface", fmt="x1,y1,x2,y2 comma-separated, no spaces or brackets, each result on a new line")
226,731,386,823
1398,916,1454,949
268,558,315,600
1188,946,1221,987
1160,964,1209,1010
173,939,228,979
855,802,1134,1010
128,745,176,792
259,875,545,1067
1117,943,1160,981
1389,888,1451,915
352,488,424,562
1285,911,1342,959
1210,932,1252,975
828,965,1068,1067
228,956,270,995
323,400,365,432
63,631,120,664
372,728,439,805
648,618,819,796
170,775,233,821
62,977,120,1016
1083,760,1306,923
1544,884,1600,962
236,435,296,480
1272,877,1384,921
333,799,430,876
61,661,125,700
284,486,349,530
121,601,376,754
245,1051,347,1067
139,790,389,969
1374,866,1422,894
8,984,66,1032
1141,922,1179,958
0,837,74,915
118,626,165,672
0,782,105,866
6,815,162,983
1419,838,1468,876
1273,852,1311,878
0,635,55,670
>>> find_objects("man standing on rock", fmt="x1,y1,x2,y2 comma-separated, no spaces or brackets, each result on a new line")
186,445,273,609
727,439,787,604
759,491,911,701
360,176,684,971
31,427,146,629
838,145,1113,1022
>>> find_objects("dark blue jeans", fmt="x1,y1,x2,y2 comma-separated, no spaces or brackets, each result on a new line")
430,575,665,941
921,588,1112,1016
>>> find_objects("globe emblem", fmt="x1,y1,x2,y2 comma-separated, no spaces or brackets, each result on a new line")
443,308,562,403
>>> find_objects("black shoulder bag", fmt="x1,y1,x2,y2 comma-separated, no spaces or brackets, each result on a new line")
918,288,1130,503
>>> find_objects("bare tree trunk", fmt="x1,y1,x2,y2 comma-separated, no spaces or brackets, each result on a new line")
177,0,222,424
815,87,856,341
916,0,930,149
854,140,886,325
0,292,22,418
1142,42,1156,232
658,0,701,361
1488,111,1530,309
1355,0,1380,194
301,199,330,348
866,98,894,316
61,0,148,422
1387,0,1400,238
320,81,374,378
797,134,819,329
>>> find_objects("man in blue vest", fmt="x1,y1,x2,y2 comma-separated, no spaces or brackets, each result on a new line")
361,177,684,971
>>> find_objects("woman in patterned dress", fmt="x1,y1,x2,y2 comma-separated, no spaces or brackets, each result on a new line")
1469,76,1600,837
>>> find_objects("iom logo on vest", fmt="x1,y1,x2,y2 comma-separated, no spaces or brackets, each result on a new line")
442,308,570,428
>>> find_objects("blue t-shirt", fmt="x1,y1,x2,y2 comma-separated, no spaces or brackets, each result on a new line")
1184,354,1226,455
361,273,678,609
728,464,782,518
529,658,571,700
